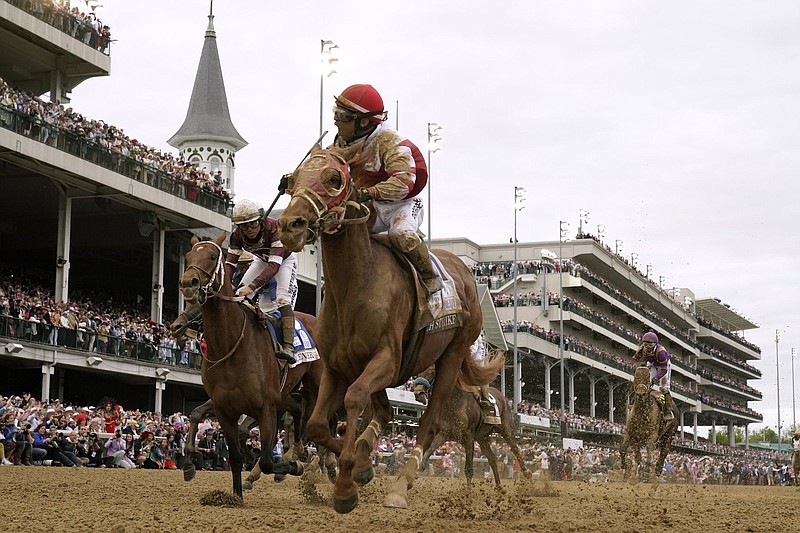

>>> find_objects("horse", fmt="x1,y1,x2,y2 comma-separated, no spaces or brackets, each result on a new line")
178,233,305,499
182,346,325,488
791,447,800,486
278,144,503,513
414,380,531,487
619,365,677,482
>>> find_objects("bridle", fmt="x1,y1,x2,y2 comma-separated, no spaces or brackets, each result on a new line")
290,152,371,244
183,240,246,371
183,240,243,305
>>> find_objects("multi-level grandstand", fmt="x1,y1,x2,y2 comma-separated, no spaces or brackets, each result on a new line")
0,2,764,445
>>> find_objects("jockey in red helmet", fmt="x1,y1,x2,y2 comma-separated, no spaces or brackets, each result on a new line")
633,331,675,420
331,84,442,295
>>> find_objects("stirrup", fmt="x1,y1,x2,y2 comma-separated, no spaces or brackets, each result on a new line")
276,346,297,365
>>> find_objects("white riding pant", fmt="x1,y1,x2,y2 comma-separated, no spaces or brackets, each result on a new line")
239,253,298,309
372,197,425,252
650,364,671,391
470,332,486,362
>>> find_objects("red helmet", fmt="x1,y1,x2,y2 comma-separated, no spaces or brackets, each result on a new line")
334,84,386,124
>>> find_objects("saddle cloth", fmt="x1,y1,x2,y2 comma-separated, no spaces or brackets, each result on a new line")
265,317,320,369
425,252,463,334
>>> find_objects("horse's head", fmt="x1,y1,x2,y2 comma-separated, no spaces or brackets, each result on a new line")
278,143,369,252
179,232,227,305
633,366,651,396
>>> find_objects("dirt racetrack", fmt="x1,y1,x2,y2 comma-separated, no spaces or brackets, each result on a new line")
1,466,799,532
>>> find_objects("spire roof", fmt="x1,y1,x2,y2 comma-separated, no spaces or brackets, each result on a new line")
168,12,247,150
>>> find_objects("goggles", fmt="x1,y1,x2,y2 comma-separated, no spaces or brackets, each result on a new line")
332,106,359,122
237,220,260,230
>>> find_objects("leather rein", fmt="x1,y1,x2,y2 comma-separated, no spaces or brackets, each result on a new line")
290,152,371,244
184,240,246,371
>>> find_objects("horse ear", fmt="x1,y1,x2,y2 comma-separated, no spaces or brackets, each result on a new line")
214,232,227,247
190,234,200,246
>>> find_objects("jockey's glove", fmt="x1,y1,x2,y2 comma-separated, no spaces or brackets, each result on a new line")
278,173,291,194
356,188,372,204
659,386,669,395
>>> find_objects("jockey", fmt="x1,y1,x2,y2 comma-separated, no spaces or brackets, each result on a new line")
632,331,675,420
227,199,299,364
331,84,443,295
470,332,496,421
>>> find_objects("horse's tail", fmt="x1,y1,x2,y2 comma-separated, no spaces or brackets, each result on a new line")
458,348,504,387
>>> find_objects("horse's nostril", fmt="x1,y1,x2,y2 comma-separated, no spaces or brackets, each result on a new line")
190,278,199,288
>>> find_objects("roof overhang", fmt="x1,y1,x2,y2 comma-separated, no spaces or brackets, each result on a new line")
695,298,759,331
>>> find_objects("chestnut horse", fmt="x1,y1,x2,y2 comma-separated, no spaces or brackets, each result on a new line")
179,234,304,498
415,382,531,487
619,366,677,482
278,145,502,513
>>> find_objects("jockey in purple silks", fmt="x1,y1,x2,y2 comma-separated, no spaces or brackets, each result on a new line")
633,331,675,420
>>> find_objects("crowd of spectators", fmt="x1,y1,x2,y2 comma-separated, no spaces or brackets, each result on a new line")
7,0,112,53
0,274,204,369
0,78,232,213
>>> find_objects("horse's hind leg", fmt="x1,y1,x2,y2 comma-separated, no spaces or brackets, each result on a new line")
184,400,214,482
216,412,245,499
477,436,502,488
497,410,531,479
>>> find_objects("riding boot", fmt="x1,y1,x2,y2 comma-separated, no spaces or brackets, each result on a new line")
21,443,32,466
170,304,202,339
403,240,444,295
276,305,297,365
662,390,675,420
476,386,501,425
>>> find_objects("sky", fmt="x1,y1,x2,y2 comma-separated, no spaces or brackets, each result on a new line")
68,0,799,435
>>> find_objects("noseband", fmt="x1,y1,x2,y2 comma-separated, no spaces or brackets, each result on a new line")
184,240,241,304
291,152,371,243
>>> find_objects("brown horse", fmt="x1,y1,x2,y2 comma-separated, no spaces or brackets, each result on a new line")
415,381,531,487
179,234,304,498
619,366,677,482
792,448,800,486
278,145,502,513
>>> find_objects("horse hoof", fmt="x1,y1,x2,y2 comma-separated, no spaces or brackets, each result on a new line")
243,480,253,491
183,466,196,482
293,461,304,477
274,474,287,483
383,492,408,509
353,465,374,486
333,492,359,514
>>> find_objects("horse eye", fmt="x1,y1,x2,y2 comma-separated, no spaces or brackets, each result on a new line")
323,170,343,195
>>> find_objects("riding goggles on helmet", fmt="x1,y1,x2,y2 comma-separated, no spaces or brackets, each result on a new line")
333,106,359,122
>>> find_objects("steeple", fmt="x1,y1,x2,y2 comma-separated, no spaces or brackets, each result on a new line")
168,2,247,192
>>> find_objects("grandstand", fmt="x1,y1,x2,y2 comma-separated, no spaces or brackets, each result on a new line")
0,3,765,449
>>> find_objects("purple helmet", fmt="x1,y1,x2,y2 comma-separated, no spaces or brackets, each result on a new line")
642,332,658,343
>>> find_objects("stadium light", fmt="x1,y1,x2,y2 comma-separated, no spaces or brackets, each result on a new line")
4,343,23,354
558,220,569,438
512,186,527,413
426,123,442,247
776,329,782,452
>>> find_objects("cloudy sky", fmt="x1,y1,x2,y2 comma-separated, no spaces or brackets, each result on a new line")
71,1,799,434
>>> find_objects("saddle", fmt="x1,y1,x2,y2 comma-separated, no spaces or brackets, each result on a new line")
241,301,320,369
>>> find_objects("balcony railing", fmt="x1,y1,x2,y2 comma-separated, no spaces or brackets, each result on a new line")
0,105,232,215
3,0,112,54
0,314,202,371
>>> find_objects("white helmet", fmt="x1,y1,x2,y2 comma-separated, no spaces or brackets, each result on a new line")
231,199,264,225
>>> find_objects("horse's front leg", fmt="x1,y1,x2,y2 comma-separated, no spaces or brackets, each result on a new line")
216,412,244,499
352,392,392,487
184,400,214,482
333,349,395,514
307,366,348,457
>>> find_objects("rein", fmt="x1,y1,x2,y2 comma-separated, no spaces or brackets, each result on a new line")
184,240,248,371
291,152,371,243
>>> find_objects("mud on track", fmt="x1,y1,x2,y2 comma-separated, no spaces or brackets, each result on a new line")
1,467,799,532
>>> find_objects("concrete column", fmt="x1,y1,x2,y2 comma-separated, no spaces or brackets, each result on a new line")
608,382,615,423
693,412,698,442
745,424,749,449
151,228,165,323
154,380,166,414
589,375,597,418
728,420,735,446
544,360,553,410
50,70,63,104
41,364,54,402
55,194,73,303
711,419,717,444
568,371,576,414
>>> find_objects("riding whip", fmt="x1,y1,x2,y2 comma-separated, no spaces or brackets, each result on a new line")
264,131,328,217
